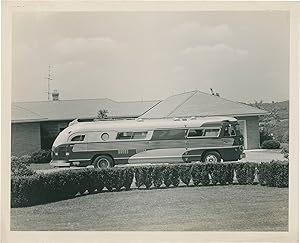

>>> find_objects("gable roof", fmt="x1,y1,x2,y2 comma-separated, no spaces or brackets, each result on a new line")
139,90,268,119
12,98,159,123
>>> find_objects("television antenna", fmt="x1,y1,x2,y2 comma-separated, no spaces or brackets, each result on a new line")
44,65,53,100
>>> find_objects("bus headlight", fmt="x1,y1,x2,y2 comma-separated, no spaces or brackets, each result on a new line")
239,145,244,151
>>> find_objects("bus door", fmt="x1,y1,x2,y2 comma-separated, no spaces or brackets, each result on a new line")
67,133,88,165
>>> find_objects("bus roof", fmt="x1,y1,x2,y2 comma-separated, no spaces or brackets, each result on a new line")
66,116,238,133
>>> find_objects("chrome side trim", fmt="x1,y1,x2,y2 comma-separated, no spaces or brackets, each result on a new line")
69,158,91,162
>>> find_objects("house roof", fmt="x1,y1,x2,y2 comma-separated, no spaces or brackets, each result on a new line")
12,98,159,123
11,90,267,123
139,90,268,119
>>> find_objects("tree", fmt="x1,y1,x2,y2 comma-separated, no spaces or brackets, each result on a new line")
97,109,109,120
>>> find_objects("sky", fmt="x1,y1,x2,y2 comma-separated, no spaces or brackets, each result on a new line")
12,11,290,103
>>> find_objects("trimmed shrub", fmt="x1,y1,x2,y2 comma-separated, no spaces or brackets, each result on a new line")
210,163,233,185
261,139,281,149
11,156,36,177
200,163,211,186
30,149,52,164
234,162,256,185
110,168,126,191
170,165,180,187
191,163,202,186
179,164,192,186
123,168,134,190
258,162,268,186
134,166,153,189
258,160,288,187
225,163,235,184
191,163,210,186
103,169,115,191
162,166,172,188
151,166,164,189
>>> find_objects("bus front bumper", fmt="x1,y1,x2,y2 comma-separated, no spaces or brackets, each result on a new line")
50,160,70,167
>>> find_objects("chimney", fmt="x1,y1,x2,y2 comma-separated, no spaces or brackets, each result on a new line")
52,89,59,101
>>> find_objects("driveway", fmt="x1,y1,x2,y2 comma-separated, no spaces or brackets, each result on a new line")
241,149,286,163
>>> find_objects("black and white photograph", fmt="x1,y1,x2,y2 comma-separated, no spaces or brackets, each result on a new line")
1,1,299,242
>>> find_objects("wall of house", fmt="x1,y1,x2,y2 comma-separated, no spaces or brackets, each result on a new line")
237,116,260,150
40,120,70,149
11,122,41,157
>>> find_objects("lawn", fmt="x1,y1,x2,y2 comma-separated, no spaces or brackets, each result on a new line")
10,185,288,231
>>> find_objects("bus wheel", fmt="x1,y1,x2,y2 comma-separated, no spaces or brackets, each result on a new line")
202,151,221,163
93,155,114,169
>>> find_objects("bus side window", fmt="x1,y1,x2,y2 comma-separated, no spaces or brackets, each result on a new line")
132,131,148,139
204,129,220,137
116,132,133,140
187,129,204,137
71,134,85,141
152,129,186,140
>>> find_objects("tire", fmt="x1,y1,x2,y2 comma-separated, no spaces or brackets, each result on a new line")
202,151,222,163
93,155,114,169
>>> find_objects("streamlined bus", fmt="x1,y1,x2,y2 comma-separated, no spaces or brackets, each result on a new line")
50,116,245,168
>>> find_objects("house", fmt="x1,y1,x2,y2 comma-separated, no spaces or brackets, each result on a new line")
11,90,267,156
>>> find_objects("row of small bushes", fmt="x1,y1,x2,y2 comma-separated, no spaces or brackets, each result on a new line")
261,139,281,149
11,161,288,208
258,161,289,187
12,149,52,165
11,156,36,177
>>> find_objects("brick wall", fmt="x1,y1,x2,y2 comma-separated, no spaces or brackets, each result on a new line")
40,120,70,149
11,122,41,157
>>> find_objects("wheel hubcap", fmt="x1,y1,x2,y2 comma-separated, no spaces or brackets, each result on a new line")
97,158,109,168
205,155,218,163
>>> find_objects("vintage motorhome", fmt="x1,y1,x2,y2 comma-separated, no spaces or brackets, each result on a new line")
50,116,245,168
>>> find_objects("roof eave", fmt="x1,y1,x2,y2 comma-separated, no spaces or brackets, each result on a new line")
11,118,48,123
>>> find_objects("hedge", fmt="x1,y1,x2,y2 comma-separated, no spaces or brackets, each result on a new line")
258,160,289,187
261,139,281,149
11,161,288,207
30,149,52,164
11,156,36,177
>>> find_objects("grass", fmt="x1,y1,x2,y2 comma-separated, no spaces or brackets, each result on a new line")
11,185,288,231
